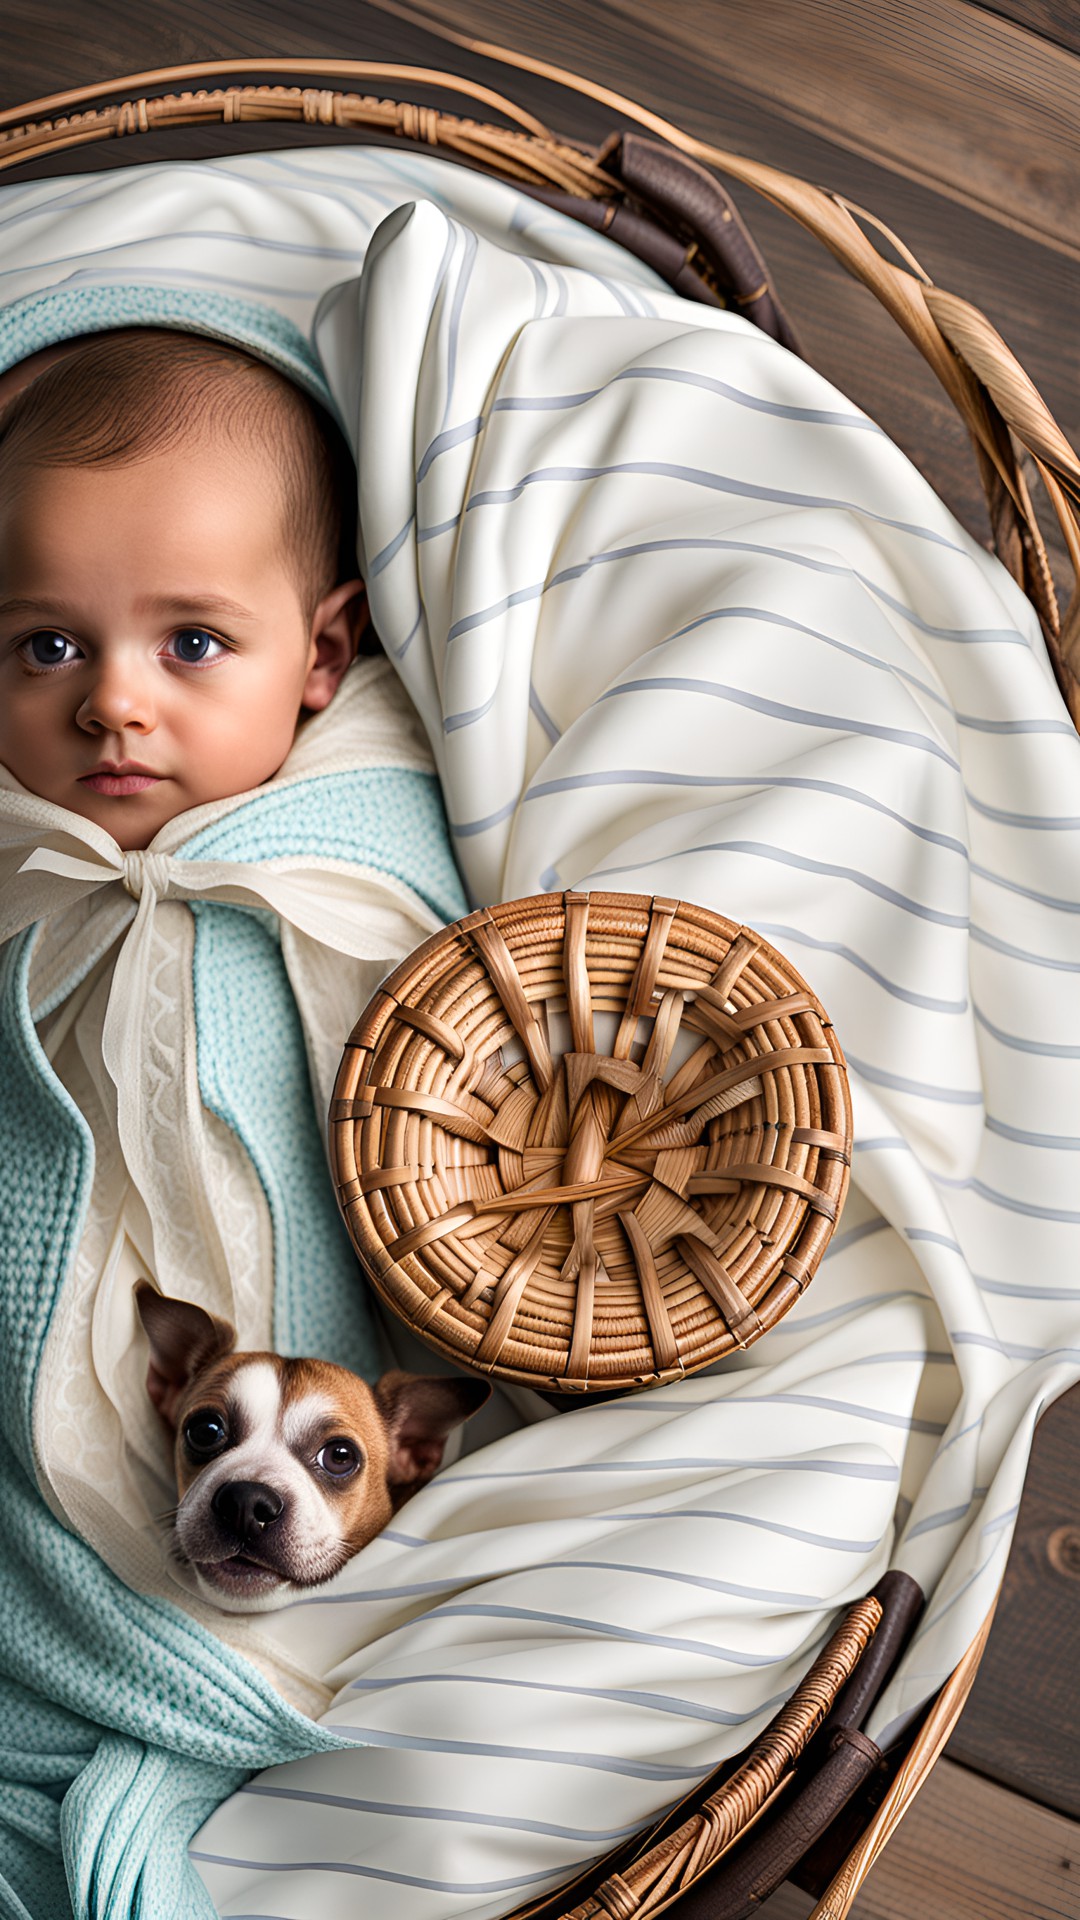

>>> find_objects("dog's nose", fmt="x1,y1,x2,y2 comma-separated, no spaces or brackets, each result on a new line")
212,1480,284,1540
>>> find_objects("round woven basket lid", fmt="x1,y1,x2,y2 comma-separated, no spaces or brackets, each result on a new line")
330,891,851,1393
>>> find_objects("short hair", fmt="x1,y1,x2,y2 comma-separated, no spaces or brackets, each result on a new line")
0,329,359,620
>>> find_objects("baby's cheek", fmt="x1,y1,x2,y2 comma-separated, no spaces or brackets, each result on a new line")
183,670,308,802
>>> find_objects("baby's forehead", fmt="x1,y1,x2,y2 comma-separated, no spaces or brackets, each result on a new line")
0,332,316,492
0,330,351,616
0,441,289,581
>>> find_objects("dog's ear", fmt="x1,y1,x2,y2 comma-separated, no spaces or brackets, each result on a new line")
375,1371,490,1500
134,1281,237,1433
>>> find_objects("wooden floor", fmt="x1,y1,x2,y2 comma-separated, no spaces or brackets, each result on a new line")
4,4,1079,1913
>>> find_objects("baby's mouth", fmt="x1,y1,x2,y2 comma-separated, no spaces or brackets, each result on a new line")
79,764,162,796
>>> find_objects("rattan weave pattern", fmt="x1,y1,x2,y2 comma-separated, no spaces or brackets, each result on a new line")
331,891,851,1391
561,1592,882,1920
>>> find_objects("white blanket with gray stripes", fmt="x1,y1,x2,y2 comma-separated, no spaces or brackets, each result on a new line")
3,149,1078,1920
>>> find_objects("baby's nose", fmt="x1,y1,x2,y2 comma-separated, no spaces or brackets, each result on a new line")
77,658,157,733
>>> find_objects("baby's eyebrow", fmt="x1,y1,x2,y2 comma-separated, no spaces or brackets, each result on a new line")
0,595,72,621
0,592,258,623
134,593,257,623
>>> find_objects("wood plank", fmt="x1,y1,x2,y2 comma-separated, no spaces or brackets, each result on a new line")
844,1758,1077,1918
607,0,1080,261
975,2,1080,58
763,1759,1079,1916
947,1380,1080,1818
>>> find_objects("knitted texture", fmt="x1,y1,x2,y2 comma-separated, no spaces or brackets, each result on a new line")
0,283,334,412
0,932,344,1920
187,767,467,1373
191,903,380,1373
181,767,466,920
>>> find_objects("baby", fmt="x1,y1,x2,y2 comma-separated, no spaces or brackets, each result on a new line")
0,328,368,848
0,329,465,1686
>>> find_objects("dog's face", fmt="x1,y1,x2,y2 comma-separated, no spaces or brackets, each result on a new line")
135,1282,488,1613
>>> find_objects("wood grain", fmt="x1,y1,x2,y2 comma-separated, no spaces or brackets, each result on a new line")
767,1758,1080,1917
425,0,1080,260
947,1381,1080,1819
978,1,1080,57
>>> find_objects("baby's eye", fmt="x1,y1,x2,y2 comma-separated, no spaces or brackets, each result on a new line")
18,631,81,669
164,628,228,666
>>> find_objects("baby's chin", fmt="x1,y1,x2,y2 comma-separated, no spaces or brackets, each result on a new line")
0,764,188,846
62,770,288,848
59,787,184,849
65,787,174,848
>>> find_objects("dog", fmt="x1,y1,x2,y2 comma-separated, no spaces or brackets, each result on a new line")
135,1281,489,1613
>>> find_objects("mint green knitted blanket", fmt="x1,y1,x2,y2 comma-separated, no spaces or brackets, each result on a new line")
0,765,466,1920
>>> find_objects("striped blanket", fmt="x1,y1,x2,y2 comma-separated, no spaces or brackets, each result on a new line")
2,148,1078,1920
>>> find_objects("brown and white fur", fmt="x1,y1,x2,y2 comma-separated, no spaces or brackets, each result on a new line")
135,1281,489,1614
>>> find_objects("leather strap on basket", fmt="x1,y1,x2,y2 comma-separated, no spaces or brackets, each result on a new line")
598,133,801,354
515,185,728,312
522,137,803,349
667,1571,925,1919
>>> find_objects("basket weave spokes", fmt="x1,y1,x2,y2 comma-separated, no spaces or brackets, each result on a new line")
332,892,851,1391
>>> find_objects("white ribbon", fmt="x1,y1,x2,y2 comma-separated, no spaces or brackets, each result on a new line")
7,823,442,1310
13,840,441,951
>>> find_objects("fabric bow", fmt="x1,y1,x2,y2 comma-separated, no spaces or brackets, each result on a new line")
1,780,442,1309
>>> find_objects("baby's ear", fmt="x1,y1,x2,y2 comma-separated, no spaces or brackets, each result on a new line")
134,1281,236,1434
302,578,368,710
375,1371,491,1501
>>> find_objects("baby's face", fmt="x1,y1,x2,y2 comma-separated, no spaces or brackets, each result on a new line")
0,434,351,849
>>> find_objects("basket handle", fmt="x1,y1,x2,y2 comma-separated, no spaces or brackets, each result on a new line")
0,62,622,220
0,56,557,142
805,1596,998,1920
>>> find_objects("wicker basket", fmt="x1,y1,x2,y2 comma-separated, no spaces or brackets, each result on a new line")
331,892,850,1392
1,37,1074,1917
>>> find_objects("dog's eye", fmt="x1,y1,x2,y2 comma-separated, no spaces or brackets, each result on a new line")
184,1412,228,1456
316,1439,362,1479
